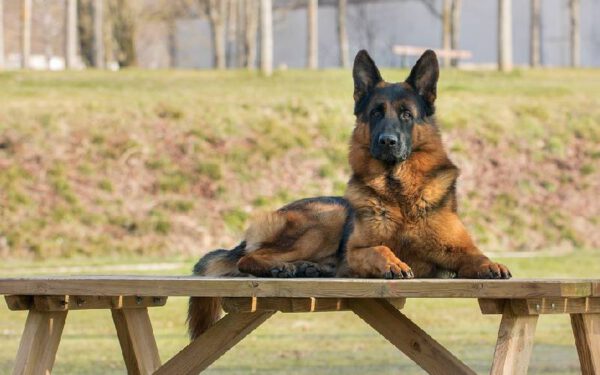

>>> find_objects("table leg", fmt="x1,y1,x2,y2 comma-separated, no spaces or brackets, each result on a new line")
490,304,538,375
112,308,161,375
12,309,67,375
571,313,600,375
155,311,275,375
350,298,476,375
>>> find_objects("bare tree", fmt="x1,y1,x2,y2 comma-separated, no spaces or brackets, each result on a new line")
236,0,246,67
78,0,94,66
450,0,461,67
260,0,272,75
337,0,348,68
205,0,227,69
93,0,105,68
497,0,512,72
22,0,32,68
307,0,318,69
65,0,78,68
109,0,137,67
0,0,4,69
529,0,540,67
441,0,451,67
245,0,258,69
569,0,580,67
226,0,237,68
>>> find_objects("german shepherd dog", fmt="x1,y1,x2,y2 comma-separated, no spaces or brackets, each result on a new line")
188,50,511,339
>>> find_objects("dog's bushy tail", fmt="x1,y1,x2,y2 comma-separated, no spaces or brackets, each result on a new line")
187,241,246,340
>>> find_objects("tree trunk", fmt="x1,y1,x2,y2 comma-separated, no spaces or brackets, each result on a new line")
450,0,462,67
226,0,237,68
497,0,512,72
64,0,78,69
0,0,5,69
93,0,104,68
21,0,32,69
42,3,53,67
569,0,580,67
207,0,226,69
166,18,177,68
307,0,318,69
244,0,258,69
337,0,348,68
110,0,137,68
441,0,451,67
260,0,272,75
529,0,540,67
236,0,246,67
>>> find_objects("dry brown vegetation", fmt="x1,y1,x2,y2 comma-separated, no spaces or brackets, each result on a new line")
0,68,598,259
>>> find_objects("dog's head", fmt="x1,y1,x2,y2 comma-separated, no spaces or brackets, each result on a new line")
352,49,439,164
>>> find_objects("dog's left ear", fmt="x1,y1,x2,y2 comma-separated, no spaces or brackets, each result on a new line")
406,50,439,116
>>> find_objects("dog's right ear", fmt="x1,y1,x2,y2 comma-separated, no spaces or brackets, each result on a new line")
353,50,382,115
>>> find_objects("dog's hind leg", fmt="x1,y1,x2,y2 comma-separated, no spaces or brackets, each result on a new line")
237,249,299,278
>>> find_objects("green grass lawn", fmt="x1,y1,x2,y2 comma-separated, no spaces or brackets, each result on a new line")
1,251,599,374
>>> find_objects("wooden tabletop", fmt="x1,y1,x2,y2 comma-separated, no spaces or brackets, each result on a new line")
0,276,598,298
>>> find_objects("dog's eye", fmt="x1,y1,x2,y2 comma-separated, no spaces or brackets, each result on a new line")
400,110,413,121
370,108,383,120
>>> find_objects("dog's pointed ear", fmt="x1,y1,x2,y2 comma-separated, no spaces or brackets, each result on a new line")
406,50,439,116
353,50,382,114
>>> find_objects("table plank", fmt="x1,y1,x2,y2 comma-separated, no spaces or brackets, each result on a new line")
0,277,594,298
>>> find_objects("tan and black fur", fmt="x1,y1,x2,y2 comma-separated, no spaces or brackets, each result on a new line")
188,50,510,339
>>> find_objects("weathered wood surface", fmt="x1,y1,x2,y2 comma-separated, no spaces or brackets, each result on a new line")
222,297,406,313
350,299,476,375
490,305,539,375
480,297,600,315
112,308,161,375
570,313,600,375
0,277,594,298
5,295,167,311
155,311,275,375
12,310,67,375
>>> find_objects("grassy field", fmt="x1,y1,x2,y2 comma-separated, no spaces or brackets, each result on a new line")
0,68,599,373
0,68,599,259
1,251,599,374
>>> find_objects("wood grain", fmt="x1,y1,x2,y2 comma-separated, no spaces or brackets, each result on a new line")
478,298,506,314
155,311,275,375
570,313,600,375
480,297,600,315
12,309,67,375
6,295,167,311
112,308,161,375
490,305,538,375
0,277,594,298
350,299,476,375
4,295,33,311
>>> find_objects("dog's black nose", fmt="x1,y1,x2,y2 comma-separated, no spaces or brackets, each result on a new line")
378,134,398,147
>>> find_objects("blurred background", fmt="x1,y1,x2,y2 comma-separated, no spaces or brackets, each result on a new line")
0,0,599,374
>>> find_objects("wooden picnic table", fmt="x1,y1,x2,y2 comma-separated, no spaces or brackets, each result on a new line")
1,277,599,374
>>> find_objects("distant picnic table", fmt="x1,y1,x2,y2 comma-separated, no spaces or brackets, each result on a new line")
1,277,599,374
393,45,473,67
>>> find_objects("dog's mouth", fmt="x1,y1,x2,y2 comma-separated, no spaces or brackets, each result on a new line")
370,146,411,164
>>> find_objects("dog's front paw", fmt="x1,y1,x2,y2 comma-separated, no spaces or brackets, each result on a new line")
270,263,297,278
381,260,414,279
460,261,511,279
293,261,336,277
